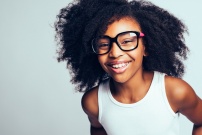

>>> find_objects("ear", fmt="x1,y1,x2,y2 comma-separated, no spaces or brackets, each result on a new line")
143,46,148,56
143,51,148,56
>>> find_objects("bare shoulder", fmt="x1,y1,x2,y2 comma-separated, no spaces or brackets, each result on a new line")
165,75,202,125
81,86,99,116
165,75,194,103
165,75,196,111
81,86,103,127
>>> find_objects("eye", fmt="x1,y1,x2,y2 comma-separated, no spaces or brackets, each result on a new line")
122,39,133,44
98,43,109,47
97,38,110,49
120,38,136,45
97,42,110,50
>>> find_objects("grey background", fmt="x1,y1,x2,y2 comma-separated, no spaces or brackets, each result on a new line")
0,0,201,135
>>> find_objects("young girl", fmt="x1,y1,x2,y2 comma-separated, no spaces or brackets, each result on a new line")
55,0,202,134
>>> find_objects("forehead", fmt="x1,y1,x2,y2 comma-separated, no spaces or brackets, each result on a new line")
104,17,141,37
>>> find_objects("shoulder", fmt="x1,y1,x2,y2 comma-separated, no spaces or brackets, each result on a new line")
81,86,99,117
165,75,194,111
164,75,198,112
81,86,104,127
165,75,202,125
165,75,193,100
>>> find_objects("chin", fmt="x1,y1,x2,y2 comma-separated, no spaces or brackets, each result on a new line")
110,75,129,84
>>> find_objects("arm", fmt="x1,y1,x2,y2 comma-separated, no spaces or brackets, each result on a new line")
177,88,202,135
91,125,107,135
165,76,202,135
188,95,202,135
81,87,107,135
193,124,202,135
88,112,107,135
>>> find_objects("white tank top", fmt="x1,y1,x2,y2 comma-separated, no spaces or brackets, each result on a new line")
98,71,180,135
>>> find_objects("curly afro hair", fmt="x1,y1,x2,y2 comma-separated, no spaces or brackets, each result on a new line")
55,0,189,92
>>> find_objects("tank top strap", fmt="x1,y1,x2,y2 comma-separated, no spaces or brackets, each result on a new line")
98,79,110,122
157,72,178,116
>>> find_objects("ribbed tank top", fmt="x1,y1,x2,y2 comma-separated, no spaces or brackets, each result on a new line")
98,71,180,135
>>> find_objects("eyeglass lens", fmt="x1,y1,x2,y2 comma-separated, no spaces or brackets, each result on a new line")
92,31,139,54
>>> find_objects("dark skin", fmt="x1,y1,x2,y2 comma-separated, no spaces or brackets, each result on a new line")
82,85,107,135
82,18,202,135
82,72,202,135
91,126,107,135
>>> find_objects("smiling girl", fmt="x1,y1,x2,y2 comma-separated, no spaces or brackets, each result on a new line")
55,0,202,134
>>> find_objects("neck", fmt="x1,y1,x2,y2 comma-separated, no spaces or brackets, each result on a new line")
110,71,153,103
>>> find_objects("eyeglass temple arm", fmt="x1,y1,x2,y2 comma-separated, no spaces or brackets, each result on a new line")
140,32,145,37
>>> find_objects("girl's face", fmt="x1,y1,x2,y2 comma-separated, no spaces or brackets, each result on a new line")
98,17,146,83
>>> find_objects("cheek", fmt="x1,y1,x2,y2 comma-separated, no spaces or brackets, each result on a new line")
139,40,146,56
128,46,145,59
98,56,106,68
98,56,110,74
98,56,102,64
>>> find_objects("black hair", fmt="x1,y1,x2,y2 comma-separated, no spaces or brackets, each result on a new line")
55,0,189,92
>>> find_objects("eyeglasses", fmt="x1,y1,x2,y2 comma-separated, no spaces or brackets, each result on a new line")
92,31,144,55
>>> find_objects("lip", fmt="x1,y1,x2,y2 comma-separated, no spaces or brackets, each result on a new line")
106,60,131,74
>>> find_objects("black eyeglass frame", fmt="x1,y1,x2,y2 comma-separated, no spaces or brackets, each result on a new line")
91,31,145,55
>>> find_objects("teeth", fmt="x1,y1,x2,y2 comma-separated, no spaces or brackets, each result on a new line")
112,62,129,69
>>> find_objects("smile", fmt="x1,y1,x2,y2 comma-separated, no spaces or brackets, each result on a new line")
111,62,130,69
106,61,131,74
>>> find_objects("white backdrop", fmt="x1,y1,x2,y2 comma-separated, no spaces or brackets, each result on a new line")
0,0,201,135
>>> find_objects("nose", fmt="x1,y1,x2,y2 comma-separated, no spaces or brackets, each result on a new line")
108,42,124,58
